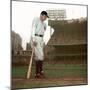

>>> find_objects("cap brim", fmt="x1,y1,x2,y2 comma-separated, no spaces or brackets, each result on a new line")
47,15,49,18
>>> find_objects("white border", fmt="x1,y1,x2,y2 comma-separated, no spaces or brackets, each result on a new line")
0,0,89,90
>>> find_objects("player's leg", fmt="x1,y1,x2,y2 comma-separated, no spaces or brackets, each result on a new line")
38,43,45,78
39,60,45,77
34,44,45,78
35,60,41,78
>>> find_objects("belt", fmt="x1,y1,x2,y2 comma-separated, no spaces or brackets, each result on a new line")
35,34,43,37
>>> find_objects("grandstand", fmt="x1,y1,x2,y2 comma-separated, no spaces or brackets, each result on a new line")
45,19,87,61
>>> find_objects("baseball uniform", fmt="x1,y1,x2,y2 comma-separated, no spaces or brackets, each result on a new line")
30,17,46,61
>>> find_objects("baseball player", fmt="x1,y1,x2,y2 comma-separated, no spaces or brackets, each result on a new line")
30,11,49,78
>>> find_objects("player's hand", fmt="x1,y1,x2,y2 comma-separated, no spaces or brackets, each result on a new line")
33,41,37,47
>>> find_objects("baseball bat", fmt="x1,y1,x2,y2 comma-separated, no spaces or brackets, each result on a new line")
27,46,35,79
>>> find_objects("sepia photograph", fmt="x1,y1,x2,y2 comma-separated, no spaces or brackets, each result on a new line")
11,0,87,89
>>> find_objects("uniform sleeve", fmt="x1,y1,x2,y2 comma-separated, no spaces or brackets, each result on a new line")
31,18,37,42
43,23,47,46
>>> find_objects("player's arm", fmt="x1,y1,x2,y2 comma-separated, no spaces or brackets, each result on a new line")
43,23,47,46
31,18,38,46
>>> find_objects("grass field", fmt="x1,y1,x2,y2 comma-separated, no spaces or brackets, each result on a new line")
12,61,87,89
12,63,87,78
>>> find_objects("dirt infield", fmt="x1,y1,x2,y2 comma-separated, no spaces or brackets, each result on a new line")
12,76,87,89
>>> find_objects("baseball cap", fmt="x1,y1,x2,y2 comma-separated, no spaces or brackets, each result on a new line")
41,11,49,18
